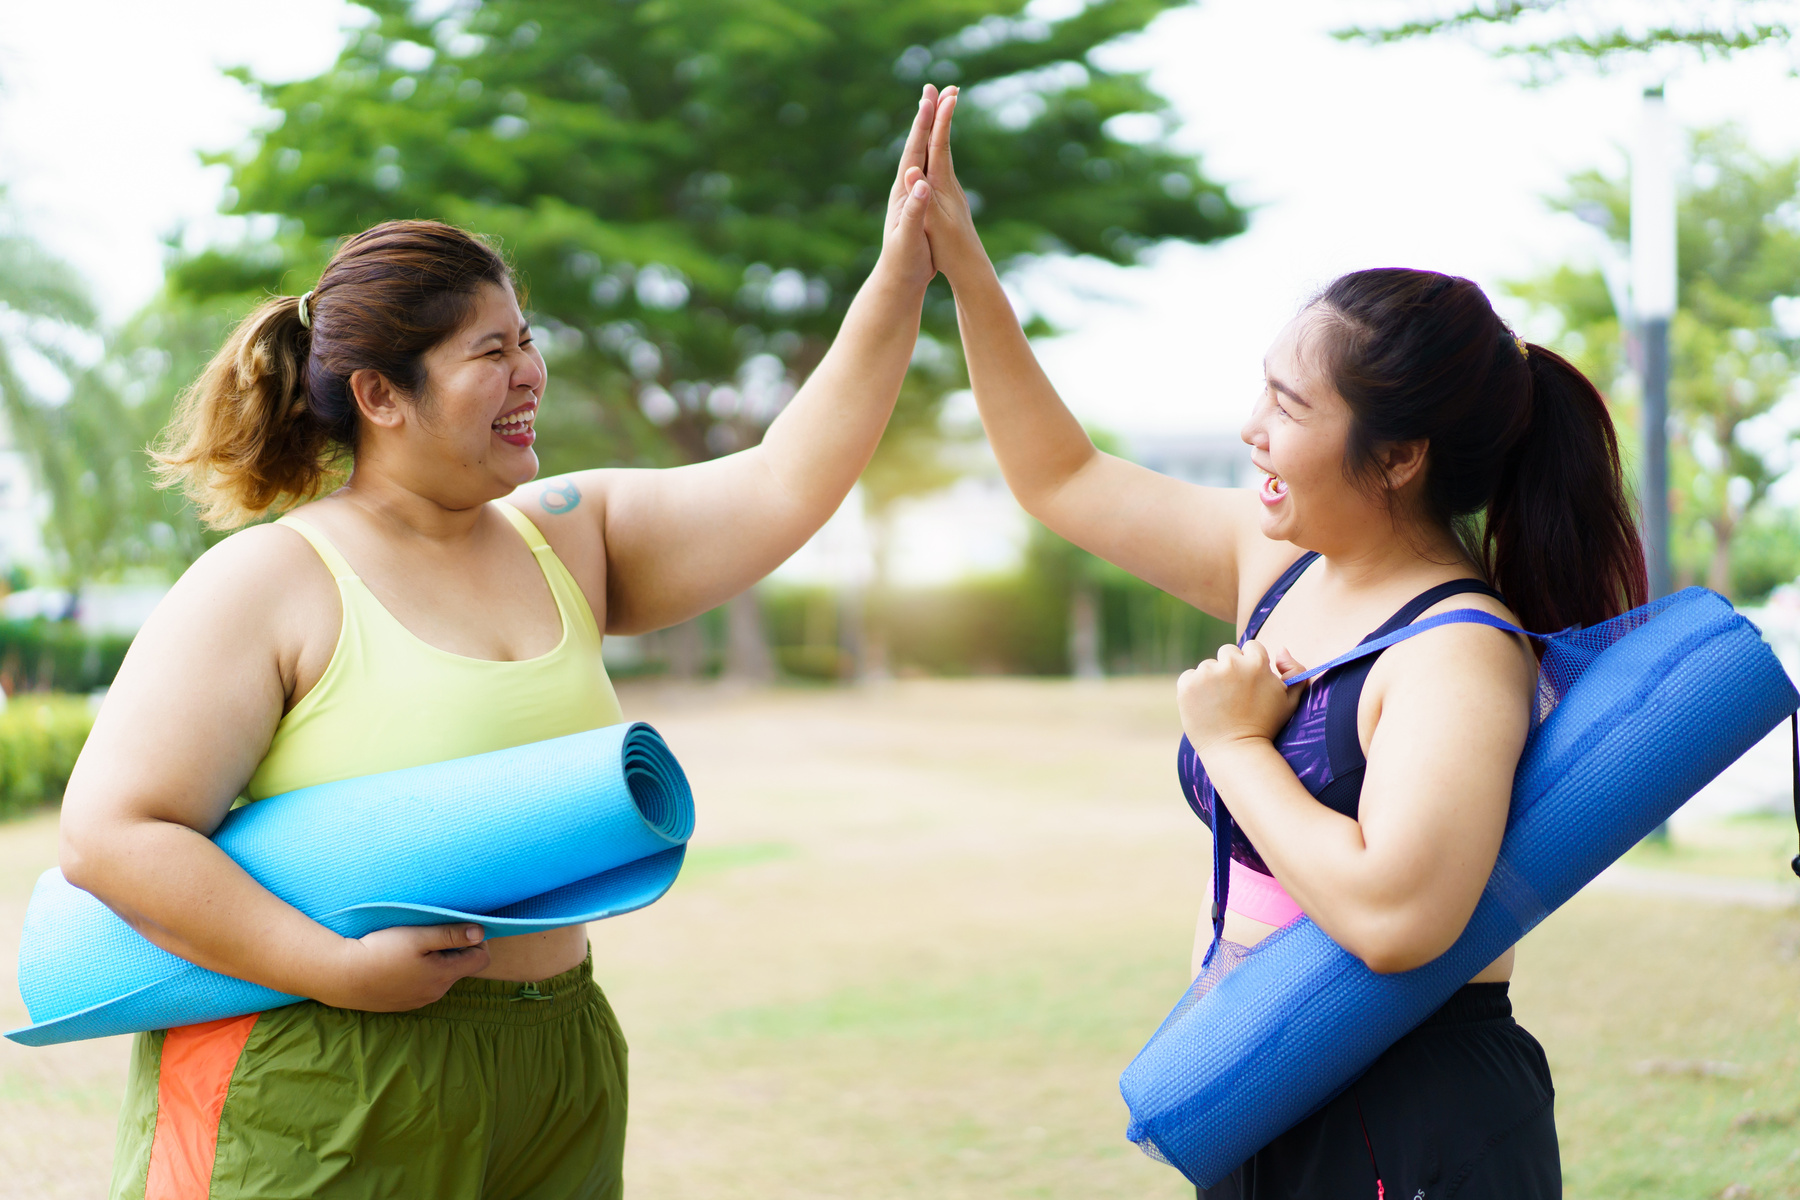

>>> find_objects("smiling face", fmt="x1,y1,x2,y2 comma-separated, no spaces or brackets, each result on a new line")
1239,308,1384,552
420,281,545,482
353,280,548,505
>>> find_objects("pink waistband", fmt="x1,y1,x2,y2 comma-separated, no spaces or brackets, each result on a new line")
1206,857,1305,928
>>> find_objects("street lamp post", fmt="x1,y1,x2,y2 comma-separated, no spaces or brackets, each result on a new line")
1632,86,1678,600
1632,86,1680,846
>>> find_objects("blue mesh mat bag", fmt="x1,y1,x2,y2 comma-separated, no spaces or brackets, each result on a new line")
1119,586,1800,1187
9,721,692,1047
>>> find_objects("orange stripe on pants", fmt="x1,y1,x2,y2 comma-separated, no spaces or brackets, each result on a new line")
145,1013,259,1200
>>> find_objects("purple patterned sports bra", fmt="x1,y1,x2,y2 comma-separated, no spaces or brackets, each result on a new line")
1180,552,1505,878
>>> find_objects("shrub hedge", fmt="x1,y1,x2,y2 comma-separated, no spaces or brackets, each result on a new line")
0,696,95,820
0,619,133,694
742,527,1235,681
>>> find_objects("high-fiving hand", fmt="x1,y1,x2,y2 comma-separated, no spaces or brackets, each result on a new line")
882,84,989,288
881,88,942,290
911,84,990,285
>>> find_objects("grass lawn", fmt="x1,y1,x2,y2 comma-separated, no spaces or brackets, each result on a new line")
1626,813,1800,883
2,678,1796,1198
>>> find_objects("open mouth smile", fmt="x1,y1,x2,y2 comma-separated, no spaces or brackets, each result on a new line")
493,402,537,447
1259,471,1288,505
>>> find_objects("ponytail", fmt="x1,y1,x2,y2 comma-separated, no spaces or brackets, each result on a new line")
1482,344,1647,632
1313,268,1648,633
151,219,514,529
151,295,343,529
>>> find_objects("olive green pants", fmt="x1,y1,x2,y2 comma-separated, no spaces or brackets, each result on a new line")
110,956,627,1200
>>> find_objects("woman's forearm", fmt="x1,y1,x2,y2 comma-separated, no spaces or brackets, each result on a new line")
64,815,353,1001
591,255,933,633
950,265,1099,514
753,259,927,521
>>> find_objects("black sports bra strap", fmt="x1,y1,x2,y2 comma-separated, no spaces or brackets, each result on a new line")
1372,578,1506,639
1244,552,1321,641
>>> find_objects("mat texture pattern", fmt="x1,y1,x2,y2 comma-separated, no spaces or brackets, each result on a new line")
1120,587,1798,1187
10,721,692,1046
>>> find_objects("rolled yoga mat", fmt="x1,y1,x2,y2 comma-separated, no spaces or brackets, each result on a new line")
1120,587,1799,1187
9,721,693,1047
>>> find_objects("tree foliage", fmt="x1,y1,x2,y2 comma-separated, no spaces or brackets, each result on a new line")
1508,127,1800,598
0,195,106,584
1337,1,1795,77
48,294,242,581
183,0,1243,481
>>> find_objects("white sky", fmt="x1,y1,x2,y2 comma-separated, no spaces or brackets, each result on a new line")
2,0,1799,583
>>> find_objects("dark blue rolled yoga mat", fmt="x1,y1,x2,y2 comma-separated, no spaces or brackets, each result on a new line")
1121,587,1799,1186
9,721,693,1046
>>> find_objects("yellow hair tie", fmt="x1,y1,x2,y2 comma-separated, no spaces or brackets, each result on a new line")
1512,332,1528,359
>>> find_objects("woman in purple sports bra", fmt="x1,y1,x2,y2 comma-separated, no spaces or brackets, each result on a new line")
913,89,1646,1198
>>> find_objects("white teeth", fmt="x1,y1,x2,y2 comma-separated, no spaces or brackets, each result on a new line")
493,407,537,433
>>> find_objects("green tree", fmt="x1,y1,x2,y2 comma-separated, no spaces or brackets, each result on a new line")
157,0,1243,673
0,194,105,589
45,291,244,583
1508,127,1800,599
1338,1,1794,76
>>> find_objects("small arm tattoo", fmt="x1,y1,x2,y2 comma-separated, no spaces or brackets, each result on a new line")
539,479,582,515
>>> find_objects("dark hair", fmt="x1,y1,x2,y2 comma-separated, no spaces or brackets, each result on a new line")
1310,267,1647,633
154,219,513,527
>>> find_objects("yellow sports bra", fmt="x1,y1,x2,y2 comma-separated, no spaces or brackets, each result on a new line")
245,501,624,801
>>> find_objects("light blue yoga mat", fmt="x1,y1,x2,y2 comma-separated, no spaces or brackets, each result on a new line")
1121,587,1799,1186
9,721,693,1047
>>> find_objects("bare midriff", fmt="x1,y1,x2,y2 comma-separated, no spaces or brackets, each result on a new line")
479,925,592,981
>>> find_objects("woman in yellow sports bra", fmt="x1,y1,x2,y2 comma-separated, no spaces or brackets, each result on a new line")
58,91,946,1200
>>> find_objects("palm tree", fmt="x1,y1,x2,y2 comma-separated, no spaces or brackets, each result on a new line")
0,195,98,587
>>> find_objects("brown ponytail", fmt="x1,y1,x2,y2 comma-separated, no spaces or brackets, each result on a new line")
152,295,334,527
153,219,513,528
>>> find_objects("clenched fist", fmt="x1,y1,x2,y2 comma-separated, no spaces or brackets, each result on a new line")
1176,640,1306,759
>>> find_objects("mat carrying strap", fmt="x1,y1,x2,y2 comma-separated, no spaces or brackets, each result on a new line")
1790,713,1800,879
1202,609,1537,970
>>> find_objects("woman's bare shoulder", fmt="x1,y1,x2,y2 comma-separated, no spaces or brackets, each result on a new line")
140,522,339,660
1377,587,1538,704
169,522,332,601
503,474,609,596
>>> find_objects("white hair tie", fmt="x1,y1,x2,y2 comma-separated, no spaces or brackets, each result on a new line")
297,291,314,330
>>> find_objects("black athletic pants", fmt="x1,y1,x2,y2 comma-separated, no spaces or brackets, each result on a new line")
1198,983,1560,1200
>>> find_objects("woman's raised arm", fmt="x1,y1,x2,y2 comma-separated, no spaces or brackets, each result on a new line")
920,88,1265,623
517,90,944,636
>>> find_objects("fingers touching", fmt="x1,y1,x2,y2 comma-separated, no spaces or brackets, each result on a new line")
881,84,966,281
893,84,959,199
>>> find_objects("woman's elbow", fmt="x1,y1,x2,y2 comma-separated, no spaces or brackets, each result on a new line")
1343,912,1464,976
1357,943,1439,976
58,824,101,892
57,795,124,894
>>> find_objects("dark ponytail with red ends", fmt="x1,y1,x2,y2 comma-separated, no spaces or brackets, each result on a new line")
1484,343,1647,633
1311,268,1647,634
